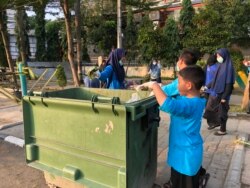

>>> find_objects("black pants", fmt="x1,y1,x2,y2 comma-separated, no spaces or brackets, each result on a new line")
203,95,229,132
151,77,162,83
170,167,200,188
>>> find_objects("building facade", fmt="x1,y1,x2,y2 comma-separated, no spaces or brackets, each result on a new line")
134,0,204,27
6,9,36,61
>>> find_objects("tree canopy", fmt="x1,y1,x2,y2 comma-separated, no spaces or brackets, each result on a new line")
183,0,250,54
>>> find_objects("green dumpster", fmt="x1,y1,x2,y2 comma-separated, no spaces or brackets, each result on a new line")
23,88,160,188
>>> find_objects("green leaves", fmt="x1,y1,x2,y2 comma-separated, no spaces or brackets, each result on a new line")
0,0,42,9
162,18,180,66
179,0,195,38
183,0,250,54
90,20,116,55
124,6,138,62
55,64,67,88
0,0,9,10
137,15,161,63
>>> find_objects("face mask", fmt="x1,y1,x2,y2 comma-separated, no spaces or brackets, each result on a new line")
119,60,123,66
217,57,224,63
175,65,180,72
153,61,157,65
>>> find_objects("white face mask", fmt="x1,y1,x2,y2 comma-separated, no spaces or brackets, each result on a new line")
175,65,180,72
217,56,224,63
119,60,123,66
175,60,181,72
153,61,157,65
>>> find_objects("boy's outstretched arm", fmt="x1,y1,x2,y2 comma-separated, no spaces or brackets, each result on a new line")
142,81,167,106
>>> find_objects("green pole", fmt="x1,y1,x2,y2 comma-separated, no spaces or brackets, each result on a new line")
18,62,27,96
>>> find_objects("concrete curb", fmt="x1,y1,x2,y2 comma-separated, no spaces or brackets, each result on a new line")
0,133,24,148
0,120,24,147
228,112,250,119
0,104,19,110
4,136,24,147
223,133,247,188
0,121,23,130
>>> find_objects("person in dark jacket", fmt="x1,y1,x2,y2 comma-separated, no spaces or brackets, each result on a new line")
203,48,235,135
149,59,162,84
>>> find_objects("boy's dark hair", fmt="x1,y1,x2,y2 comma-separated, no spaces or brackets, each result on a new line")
180,48,201,66
178,65,205,90
206,54,217,66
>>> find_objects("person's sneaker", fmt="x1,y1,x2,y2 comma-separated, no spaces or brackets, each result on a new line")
214,131,227,136
207,124,220,130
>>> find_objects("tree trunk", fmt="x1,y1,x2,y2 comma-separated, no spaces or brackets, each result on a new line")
0,12,18,88
61,0,80,87
34,2,47,61
16,8,27,66
74,0,83,83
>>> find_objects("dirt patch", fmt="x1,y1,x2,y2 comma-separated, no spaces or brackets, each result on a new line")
0,140,48,188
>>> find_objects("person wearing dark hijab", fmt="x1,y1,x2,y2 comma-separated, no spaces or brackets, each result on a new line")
203,48,235,136
95,48,126,89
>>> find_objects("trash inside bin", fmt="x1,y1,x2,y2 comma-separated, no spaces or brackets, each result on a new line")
23,88,160,188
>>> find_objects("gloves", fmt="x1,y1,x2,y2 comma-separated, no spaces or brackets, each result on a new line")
135,81,157,91
142,81,157,89
87,67,99,79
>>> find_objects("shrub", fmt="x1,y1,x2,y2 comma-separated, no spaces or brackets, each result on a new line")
229,49,245,74
55,65,67,88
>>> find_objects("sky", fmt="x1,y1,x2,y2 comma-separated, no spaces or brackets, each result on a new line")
26,2,64,21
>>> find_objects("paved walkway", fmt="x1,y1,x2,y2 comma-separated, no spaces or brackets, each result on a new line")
1,92,250,188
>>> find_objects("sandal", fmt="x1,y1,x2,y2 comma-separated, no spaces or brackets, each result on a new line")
199,173,210,188
214,131,227,136
163,180,172,188
207,124,220,130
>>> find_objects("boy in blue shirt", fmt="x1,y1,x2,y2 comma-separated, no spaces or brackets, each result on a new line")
141,65,206,188
161,49,200,97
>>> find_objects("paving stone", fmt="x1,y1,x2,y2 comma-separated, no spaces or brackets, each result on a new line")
224,136,245,188
238,119,250,135
227,119,240,132
206,176,224,188
242,149,250,185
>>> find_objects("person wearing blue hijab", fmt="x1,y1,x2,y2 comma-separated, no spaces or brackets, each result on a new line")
96,48,126,89
203,54,219,99
203,48,235,136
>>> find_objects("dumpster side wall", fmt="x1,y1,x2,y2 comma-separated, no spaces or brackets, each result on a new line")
23,97,127,187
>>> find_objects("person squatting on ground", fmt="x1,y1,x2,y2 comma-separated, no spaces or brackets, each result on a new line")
84,64,101,88
91,48,126,89
149,59,162,84
203,48,235,136
139,65,206,188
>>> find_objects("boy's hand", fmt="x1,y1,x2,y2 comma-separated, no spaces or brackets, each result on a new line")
135,81,157,91
142,81,157,89
135,85,147,91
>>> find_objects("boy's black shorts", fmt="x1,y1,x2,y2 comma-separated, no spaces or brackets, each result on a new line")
170,167,200,188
